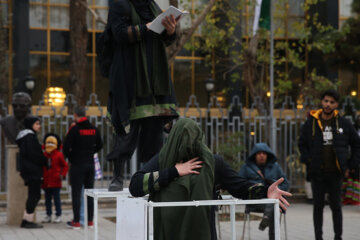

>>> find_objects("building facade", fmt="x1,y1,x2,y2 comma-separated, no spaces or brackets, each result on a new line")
0,0,359,107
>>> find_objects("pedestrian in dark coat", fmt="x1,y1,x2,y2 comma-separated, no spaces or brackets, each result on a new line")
105,0,180,191
299,89,360,240
41,133,68,223
63,107,103,229
239,142,289,240
16,116,47,228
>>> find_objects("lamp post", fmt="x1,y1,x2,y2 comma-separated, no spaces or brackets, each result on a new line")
24,75,35,96
205,76,215,147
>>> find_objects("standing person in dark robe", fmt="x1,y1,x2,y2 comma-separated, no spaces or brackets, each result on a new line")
106,0,180,191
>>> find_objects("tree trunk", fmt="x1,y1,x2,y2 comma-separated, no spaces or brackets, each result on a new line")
69,0,88,107
0,4,9,104
243,35,258,102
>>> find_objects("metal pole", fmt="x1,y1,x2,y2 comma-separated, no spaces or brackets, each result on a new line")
274,200,280,240
269,0,276,154
230,204,236,240
207,92,211,148
84,190,88,240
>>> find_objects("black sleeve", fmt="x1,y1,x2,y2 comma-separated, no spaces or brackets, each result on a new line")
160,30,176,46
63,127,75,159
108,0,148,44
26,135,46,166
95,128,103,153
347,120,360,168
129,154,179,197
298,118,311,165
214,155,267,199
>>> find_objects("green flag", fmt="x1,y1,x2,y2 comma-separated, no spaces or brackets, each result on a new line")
252,0,271,35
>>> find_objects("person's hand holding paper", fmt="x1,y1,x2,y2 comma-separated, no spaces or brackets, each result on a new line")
162,14,180,35
148,6,188,34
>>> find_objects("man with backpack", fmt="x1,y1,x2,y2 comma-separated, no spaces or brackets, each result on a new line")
101,0,180,191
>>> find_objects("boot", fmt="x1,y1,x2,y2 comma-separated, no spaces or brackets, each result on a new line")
108,160,125,191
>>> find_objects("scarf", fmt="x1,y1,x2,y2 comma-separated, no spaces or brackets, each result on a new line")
129,1,171,99
152,118,215,240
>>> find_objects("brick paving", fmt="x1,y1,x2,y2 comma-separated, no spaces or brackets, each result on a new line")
0,201,359,239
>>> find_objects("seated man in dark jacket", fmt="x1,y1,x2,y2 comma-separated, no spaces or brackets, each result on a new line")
129,118,292,240
239,142,289,240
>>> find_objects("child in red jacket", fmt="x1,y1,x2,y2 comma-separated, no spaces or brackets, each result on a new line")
41,133,68,223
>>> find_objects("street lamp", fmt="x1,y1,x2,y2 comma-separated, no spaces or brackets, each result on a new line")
205,76,215,147
24,75,35,95
205,77,215,100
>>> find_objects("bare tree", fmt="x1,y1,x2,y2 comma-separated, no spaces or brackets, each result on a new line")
166,0,216,64
69,0,88,107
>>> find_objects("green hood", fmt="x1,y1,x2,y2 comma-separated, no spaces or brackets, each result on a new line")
153,118,215,240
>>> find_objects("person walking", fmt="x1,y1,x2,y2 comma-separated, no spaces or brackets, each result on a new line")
299,89,360,240
41,133,68,223
63,107,103,229
239,142,289,240
105,0,180,191
16,116,47,228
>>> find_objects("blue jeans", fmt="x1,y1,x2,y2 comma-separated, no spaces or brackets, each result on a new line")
80,186,84,225
44,188,61,217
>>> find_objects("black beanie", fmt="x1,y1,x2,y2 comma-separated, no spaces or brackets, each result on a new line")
24,116,41,130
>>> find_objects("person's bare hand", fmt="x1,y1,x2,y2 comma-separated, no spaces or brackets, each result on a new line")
146,22,152,29
344,169,350,178
267,178,292,211
161,14,179,35
175,157,202,176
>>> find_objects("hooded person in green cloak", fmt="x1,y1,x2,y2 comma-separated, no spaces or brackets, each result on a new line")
130,118,291,240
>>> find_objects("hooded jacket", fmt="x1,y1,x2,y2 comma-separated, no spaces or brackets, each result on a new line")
239,143,289,191
15,116,47,182
63,117,103,166
299,109,360,178
42,133,68,188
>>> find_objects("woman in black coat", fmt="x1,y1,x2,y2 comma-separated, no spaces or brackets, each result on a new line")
16,116,47,228
105,0,180,191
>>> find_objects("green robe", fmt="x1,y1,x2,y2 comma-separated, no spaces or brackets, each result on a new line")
152,118,215,240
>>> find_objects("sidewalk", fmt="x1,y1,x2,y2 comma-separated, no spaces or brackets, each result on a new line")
219,203,360,240
0,203,359,239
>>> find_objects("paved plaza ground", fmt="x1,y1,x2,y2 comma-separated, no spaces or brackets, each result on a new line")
0,200,359,240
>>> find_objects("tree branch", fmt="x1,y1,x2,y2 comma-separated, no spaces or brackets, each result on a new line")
167,0,217,64
79,1,107,25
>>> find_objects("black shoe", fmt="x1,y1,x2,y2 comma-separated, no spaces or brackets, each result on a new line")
20,220,43,229
259,216,270,231
108,177,124,191
108,159,124,191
